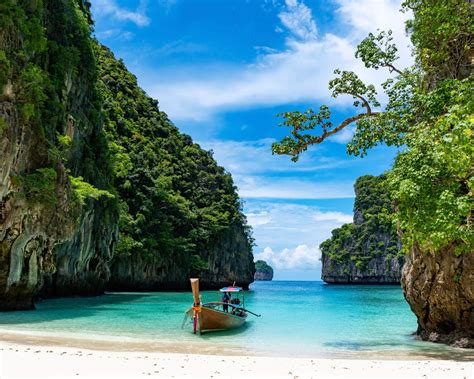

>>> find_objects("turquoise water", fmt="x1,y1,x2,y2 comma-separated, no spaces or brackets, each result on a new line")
0,281,472,359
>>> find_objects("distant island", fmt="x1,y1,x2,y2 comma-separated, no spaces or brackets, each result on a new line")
0,0,471,355
254,260,273,281
320,175,404,284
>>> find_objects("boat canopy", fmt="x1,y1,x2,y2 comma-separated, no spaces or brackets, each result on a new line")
219,286,243,293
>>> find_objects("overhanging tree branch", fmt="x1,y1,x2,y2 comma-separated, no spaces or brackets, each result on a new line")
272,30,410,161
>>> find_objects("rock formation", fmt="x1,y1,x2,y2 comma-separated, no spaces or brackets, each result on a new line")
402,244,473,348
0,0,254,309
0,0,118,309
94,45,254,291
108,223,254,290
320,175,404,284
254,260,273,281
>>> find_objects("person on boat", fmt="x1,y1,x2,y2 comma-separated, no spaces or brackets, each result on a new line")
230,297,240,305
222,292,230,312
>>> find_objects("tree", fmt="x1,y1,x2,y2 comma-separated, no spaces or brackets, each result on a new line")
272,1,473,255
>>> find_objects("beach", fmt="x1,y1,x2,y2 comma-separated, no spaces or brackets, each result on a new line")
1,283,473,379
0,334,474,379
0,283,454,359
1,338,472,379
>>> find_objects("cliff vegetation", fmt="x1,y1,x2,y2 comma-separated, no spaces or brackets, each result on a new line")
320,175,403,283
254,260,273,281
273,0,473,346
95,44,254,290
0,0,254,309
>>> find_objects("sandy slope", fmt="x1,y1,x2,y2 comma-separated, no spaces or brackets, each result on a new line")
0,341,472,379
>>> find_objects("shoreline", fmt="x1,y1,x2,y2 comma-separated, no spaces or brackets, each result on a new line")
1,340,472,379
1,329,474,362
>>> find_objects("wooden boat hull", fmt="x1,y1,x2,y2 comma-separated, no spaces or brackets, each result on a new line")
186,305,246,333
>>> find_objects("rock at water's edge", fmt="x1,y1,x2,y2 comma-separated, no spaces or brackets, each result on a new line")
402,243,473,348
254,260,273,281
320,175,404,284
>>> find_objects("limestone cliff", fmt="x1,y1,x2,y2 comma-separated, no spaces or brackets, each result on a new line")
393,1,474,348
320,175,404,284
0,0,253,309
0,0,118,309
95,45,254,291
402,244,473,347
108,223,254,290
254,260,273,281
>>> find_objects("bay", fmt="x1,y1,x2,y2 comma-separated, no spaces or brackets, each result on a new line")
0,281,471,359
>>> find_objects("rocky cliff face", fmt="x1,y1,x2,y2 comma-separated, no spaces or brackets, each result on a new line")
402,244,473,348
95,44,254,292
108,223,254,290
41,200,118,298
321,175,404,284
254,260,273,281
0,0,118,309
0,0,254,309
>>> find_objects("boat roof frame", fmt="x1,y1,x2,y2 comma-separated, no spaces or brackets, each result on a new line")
219,286,243,293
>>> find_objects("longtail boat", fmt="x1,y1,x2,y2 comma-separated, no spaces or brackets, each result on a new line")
184,278,260,334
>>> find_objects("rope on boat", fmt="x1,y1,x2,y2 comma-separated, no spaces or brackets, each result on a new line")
181,314,191,329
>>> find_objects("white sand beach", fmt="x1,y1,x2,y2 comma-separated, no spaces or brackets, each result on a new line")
0,339,472,379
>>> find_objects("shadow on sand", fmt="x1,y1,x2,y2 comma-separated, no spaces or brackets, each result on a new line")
324,339,474,361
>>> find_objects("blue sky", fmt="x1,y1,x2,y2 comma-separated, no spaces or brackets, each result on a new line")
91,0,412,280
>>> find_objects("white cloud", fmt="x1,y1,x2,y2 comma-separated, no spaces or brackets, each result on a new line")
155,40,207,57
327,125,356,144
278,0,317,41
237,175,353,199
245,200,352,273
255,245,321,270
245,201,352,252
246,211,272,226
158,0,177,13
96,28,135,41
93,0,150,27
197,138,355,200
312,211,352,223
147,0,412,121
199,138,349,175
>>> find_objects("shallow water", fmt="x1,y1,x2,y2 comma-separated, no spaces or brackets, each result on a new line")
0,281,472,360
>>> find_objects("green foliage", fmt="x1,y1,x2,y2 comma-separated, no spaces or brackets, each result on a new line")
329,69,380,109
0,50,11,88
320,175,400,270
255,260,274,275
272,106,332,161
20,168,57,206
388,79,473,253
57,134,72,150
69,176,114,206
271,66,383,161
0,116,7,135
190,255,209,270
355,30,400,73
95,44,252,269
403,0,473,82
275,0,473,256
2,0,117,222
17,64,47,120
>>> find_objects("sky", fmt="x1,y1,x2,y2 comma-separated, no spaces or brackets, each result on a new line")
91,0,413,280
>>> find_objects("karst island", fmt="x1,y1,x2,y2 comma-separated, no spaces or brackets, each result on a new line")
0,0,472,378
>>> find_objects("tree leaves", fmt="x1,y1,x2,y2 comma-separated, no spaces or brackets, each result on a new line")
274,0,473,255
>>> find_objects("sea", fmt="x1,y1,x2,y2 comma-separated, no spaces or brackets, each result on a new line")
0,281,472,360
